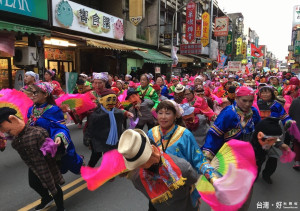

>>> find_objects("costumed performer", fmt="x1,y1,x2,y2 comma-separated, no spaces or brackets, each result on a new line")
0,107,65,211
181,103,209,148
147,100,223,210
182,87,216,121
155,76,174,100
251,117,291,184
20,71,39,95
126,88,155,130
202,86,261,161
44,69,65,98
86,89,133,167
27,82,83,175
288,97,300,170
118,129,200,211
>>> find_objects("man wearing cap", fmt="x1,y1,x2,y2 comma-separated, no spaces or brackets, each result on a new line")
78,73,93,90
0,107,65,211
181,103,210,147
173,84,185,104
203,86,261,161
126,88,155,130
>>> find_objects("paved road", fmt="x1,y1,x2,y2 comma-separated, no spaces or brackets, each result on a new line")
1,124,299,211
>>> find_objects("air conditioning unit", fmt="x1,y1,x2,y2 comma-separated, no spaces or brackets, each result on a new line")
14,47,37,65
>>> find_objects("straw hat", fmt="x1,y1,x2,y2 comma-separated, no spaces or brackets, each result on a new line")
174,84,185,93
118,129,152,170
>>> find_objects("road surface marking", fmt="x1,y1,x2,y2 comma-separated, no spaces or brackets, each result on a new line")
18,177,85,211
44,183,87,211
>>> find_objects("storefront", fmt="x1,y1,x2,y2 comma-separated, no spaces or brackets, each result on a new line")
0,0,49,89
132,49,173,77
51,0,129,77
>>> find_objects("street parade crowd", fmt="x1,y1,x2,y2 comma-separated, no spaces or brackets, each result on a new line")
0,68,299,211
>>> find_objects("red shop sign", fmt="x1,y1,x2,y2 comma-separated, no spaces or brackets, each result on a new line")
185,1,196,43
195,19,202,38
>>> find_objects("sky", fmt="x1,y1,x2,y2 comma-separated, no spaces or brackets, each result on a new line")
218,0,299,61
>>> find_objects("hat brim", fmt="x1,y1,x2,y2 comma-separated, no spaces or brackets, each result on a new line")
125,91,139,100
183,107,195,116
121,129,153,170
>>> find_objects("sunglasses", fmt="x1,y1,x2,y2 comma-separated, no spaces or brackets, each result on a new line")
31,91,40,96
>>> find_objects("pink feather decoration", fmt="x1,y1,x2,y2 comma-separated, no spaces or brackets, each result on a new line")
81,149,127,191
0,89,33,122
55,93,96,115
287,122,300,143
280,150,296,163
118,89,127,102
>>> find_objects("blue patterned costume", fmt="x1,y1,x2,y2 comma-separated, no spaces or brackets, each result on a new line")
257,100,291,125
148,125,215,175
27,103,83,174
203,102,261,156
148,124,220,206
160,85,174,100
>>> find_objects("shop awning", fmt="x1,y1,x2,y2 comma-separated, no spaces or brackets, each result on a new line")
86,39,148,52
160,51,194,63
134,49,173,64
0,20,51,37
189,55,213,63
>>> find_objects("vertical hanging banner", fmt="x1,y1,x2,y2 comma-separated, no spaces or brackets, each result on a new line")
214,17,229,37
201,12,210,47
226,31,232,55
195,20,202,38
236,37,242,55
129,0,145,26
242,42,247,58
185,1,196,43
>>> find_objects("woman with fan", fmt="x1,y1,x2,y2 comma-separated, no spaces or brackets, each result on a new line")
27,82,83,175
147,100,256,210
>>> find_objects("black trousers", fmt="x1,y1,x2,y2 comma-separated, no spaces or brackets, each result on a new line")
88,142,103,167
136,122,155,131
28,168,64,209
262,157,277,178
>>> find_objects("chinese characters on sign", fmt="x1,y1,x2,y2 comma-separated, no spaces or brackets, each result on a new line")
185,1,196,43
53,0,124,40
214,17,229,37
242,42,247,58
236,37,242,55
226,31,232,55
256,201,299,209
164,33,177,45
228,61,241,72
77,8,89,24
92,13,100,26
201,12,210,47
196,20,201,38
180,44,202,55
